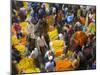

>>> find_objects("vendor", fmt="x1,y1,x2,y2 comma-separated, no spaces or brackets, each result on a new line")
37,34,48,57
44,50,55,62
45,56,56,72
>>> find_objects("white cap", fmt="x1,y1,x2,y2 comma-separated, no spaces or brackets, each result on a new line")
34,48,38,51
48,56,53,61
76,22,81,26
58,33,63,40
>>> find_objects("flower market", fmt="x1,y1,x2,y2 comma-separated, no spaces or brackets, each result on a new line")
11,1,96,74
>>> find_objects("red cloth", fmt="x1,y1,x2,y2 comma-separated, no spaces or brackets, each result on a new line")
14,23,21,31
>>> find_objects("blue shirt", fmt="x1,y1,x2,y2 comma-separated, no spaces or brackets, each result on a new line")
67,15,74,23
45,61,55,72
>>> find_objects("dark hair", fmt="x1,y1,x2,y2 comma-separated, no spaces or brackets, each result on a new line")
76,44,82,52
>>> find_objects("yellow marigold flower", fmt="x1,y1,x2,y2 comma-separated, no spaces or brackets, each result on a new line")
12,35,20,45
48,28,58,41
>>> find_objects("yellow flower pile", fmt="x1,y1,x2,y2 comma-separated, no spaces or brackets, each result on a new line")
48,28,58,41
25,68,40,73
66,50,74,58
51,40,64,56
52,40,64,50
20,22,29,35
16,57,40,73
15,44,26,55
12,35,20,46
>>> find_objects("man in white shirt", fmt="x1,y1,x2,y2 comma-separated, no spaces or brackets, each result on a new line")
37,35,48,57
29,48,39,59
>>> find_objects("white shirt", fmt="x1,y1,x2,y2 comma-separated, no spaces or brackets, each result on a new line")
29,48,39,58
37,36,46,47
52,7,56,14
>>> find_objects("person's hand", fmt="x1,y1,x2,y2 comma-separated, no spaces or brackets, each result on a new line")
13,60,17,64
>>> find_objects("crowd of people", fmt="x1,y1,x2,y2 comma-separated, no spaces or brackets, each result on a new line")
11,1,96,74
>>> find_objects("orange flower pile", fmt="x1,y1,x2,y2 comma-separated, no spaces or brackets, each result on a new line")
55,59,72,71
73,31,88,46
